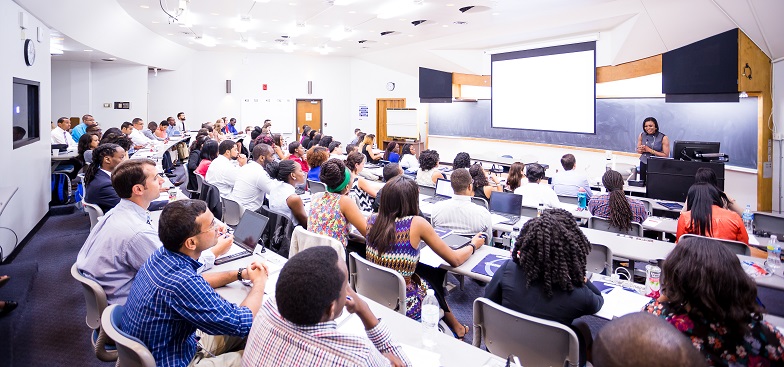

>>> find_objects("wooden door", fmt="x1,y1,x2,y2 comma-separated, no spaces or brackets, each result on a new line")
296,99,322,139
376,98,406,149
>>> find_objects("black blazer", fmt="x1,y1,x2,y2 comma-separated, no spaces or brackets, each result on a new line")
85,170,119,213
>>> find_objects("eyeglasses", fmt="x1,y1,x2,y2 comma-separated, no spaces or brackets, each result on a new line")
196,218,219,235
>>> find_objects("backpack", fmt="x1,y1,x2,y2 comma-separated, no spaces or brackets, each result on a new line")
51,173,73,205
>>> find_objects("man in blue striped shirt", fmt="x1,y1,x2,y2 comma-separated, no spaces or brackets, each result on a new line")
122,199,269,367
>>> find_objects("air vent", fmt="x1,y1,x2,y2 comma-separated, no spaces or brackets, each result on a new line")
459,6,474,12
412,20,427,26
181,31,192,35
358,40,377,44
101,58,117,62
380,31,399,36
453,21,468,25
459,5,490,13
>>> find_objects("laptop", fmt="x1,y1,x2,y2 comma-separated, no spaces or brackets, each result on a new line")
214,211,270,265
442,233,472,250
422,178,454,204
489,191,523,224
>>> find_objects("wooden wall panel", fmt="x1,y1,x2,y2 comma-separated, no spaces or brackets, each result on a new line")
595,55,662,83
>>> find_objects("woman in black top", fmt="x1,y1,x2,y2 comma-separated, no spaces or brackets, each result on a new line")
469,163,501,202
485,208,602,363
186,134,209,196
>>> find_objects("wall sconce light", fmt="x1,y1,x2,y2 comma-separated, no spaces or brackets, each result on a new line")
226,80,232,94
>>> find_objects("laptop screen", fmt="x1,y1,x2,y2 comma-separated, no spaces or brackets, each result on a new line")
435,178,454,198
489,191,523,216
232,211,269,250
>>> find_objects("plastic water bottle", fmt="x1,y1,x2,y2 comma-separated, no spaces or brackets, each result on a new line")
537,202,544,217
577,187,588,211
421,289,439,349
742,205,754,232
510,226,521,249
766,235,782,273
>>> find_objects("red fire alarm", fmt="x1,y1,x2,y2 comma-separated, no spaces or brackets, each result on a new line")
262,84,267,90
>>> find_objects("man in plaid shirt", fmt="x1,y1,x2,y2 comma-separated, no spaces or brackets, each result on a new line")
242,247,410,367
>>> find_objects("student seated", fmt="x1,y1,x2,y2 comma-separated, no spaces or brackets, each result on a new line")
399,144,419,171
693,167,742,215
514,163,561,209
306,146,330,182
372,163,403,212
504,162,525,192
431,168,492,237
121,200,269,367
77,132,99,166
452,152,471,170
485,208,603,364
205,140,248,198
366,176,485,339
328,140,343,156
645,236,784,366
469,163,501,202
588,170,647,229
346,152,381,211
383,141,400,163
231,144,278,212
242,247,410,367
359,134,382,163
308,159,369,247
675,183,748,244
593,313,706,367
271,134,289,161
415,149,444,187
268,160,308,227
83,144,128,213
195,140,219,177
288,141,309,173
550,154,592,198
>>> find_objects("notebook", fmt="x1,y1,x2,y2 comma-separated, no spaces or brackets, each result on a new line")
214,211,270,265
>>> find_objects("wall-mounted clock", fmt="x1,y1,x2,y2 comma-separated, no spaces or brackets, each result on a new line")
386,82,395,91
24,39,35,66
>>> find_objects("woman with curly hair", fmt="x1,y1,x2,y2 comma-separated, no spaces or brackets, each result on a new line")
367,176,484,339
452,152,471,170
588,170,647,231
307,158,369,247
469,163,501,201
485,208,602,364
415,149,444,187
305,146,330,182
645,236,784,365
505,162,525,192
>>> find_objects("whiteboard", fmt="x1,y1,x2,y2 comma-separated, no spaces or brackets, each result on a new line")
240,97,296,134
386,109,419,139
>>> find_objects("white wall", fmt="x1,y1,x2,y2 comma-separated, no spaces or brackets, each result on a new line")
772,60,784,212
51,60,90,120
148,51,353,138
0,2,51,260
90,63,148,126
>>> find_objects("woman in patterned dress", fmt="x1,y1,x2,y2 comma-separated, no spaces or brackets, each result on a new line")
307,158,369,247
345,152,381,212
645,236,784,366
365,176,485,340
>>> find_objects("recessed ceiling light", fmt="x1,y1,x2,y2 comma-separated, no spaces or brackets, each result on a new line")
348,10,356,13
442,24,448,27
272,19,279,22
453,21,467,25
491,12,500,16
152,20,159,24
140,5,149,9
289,2,297,5
101,57,117,62
84,49,93,52
408,34,414,37
446,3,454,6
399,18,406,21
210,26,217,29
167,33,174,35
211,13,219,16
262,31,269,34
384,42,389,45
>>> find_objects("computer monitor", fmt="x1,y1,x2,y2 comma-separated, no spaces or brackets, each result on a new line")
672,141,722,162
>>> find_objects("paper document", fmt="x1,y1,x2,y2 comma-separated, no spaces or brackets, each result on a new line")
418,246,445,268
594,287,652,320
400,344,441,367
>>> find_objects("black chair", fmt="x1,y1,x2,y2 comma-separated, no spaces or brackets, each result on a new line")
199,181,223,221
256,205,295,257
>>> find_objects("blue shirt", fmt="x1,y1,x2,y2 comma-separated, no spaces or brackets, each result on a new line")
225,123,238,135
121,247,254,367
71,123,87,142
388,152,400,163
308,166,321,182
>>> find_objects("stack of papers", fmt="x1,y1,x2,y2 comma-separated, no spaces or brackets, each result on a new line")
593,283,653,320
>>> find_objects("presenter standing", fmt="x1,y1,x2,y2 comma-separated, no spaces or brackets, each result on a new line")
636,117,669,184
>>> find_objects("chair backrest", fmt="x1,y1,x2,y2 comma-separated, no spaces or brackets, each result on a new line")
586,243,613,275
557,195,577,204
82,200,105,230
200,181,224,221
633,197,653,216
473,298,580,367
348,252,407,315
289,226,346,261
307,179,327,194
418,184,435,197
194,173,205,196
679,233,751,256
101,305,156,367
471,196,489,210
222,197,244,226
257,205,295,257
70,263,108,330
588,216,644,237
521,205,539,218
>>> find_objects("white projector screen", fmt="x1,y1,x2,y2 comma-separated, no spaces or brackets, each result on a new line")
491,42,596,133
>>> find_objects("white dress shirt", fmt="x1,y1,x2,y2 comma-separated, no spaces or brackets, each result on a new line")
51,126,78,148
431,194,492,238
268,182,299,225
205,155,241,198
399,154,420,171
550,169,593,198
129,128,153,147
230,161,279,212
515,182,563,209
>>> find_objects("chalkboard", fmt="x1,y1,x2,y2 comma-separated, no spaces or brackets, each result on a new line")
429,98,758,169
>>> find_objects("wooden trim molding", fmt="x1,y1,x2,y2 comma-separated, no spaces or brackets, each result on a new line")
596,55,662,83
452,73,491,87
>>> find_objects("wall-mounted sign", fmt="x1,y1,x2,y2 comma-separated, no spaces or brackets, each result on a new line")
359,104,368,120
114,102,131,109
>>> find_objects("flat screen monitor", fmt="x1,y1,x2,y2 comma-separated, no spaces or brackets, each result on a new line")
672,141,721,161
488,191,523,216
645,158,724,202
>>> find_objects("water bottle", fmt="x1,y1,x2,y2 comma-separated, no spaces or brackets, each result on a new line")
644,261,661,299
577,187,588,211
421,289,439,349
510,226,521,249
742,205,754,232
766,235,782,273
537,202,544,217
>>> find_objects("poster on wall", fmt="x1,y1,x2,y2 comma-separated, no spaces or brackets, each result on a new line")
358,104,368,120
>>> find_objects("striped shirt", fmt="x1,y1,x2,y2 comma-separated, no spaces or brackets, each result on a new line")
242,300,410,367
431,195,492,237
121,247,254,367
588,193,648,224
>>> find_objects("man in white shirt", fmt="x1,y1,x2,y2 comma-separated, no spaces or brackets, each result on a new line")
51,117,78,148
551,154,593,199
514,163,562,209
129,117,153,147
431,168,492,238
206,140,248,198
231,143,278,212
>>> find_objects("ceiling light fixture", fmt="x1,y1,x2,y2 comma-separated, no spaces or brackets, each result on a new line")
140,5,149,9
50,43,64,55
195,35,216,47
376,0,425,19
315,44,332,55
330,26,354,41
234,15,253,32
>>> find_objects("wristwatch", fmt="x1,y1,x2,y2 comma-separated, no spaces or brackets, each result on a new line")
237,268,246,282
468,244,476,254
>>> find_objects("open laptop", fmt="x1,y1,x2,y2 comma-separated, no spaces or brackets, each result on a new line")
214,211,270,265
422,178,454,204
489,191,523,224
